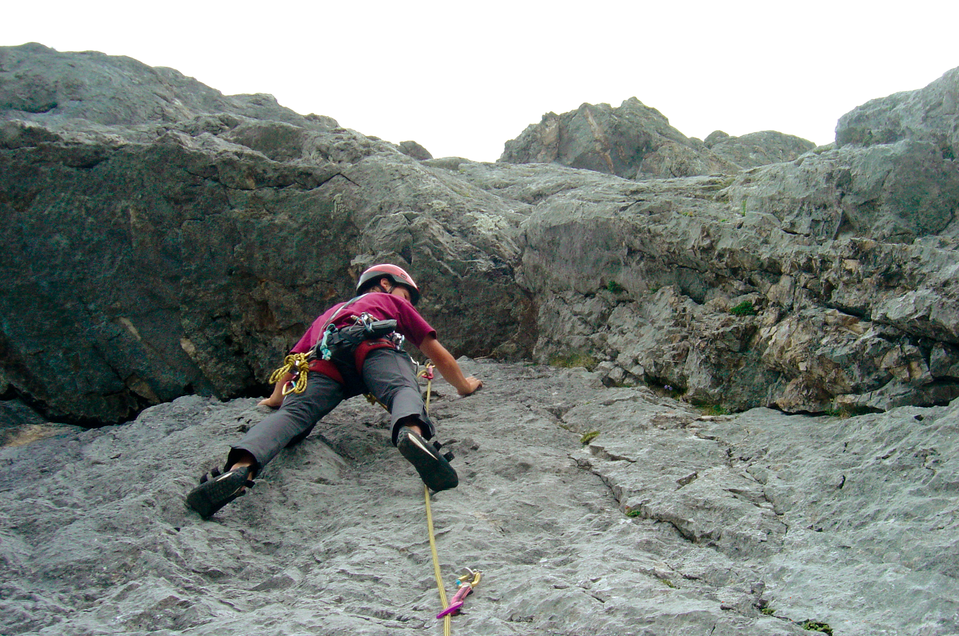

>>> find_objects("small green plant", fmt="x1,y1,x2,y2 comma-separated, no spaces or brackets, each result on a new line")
800,620,833,635
661,578,677,588
549,352,599,370
740,199,747,216
730,300,757,316
580,430,600,445
625,508,643,518
826,404,877,418
606,280,626,294
696,403,730,416
761,607,776,616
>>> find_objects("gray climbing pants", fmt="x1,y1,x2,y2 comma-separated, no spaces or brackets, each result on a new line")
229,347,434,473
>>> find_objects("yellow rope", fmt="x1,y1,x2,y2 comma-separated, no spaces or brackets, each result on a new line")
326,361,452,632
425,483,452,636
418,365,452,634
268,353,310,396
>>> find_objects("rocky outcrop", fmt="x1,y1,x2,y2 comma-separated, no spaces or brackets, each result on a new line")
2,43,958,422
0,43,325,130
2,360,956,635
836,66,959,153
498,98,815,179
396,140,433,160
444,154,959,414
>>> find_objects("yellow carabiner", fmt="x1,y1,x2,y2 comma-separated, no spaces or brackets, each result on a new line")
457,568,482,588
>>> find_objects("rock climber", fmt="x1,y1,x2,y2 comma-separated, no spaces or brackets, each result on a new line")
186,263,483,518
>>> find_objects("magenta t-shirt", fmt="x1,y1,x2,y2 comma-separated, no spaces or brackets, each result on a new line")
290,293,436,354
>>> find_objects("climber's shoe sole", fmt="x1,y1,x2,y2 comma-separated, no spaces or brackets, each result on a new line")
397,428,458,492
185,465,254,519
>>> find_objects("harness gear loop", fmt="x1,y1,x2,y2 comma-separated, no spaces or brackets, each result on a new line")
268,353,311,396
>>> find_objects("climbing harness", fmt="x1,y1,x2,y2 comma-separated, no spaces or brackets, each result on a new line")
316,311,398,363
267,296,402,398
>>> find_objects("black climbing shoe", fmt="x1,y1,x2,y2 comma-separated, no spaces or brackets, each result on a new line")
397,428,458,492
185,465,254,519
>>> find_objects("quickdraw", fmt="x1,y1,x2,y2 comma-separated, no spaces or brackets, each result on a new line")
418,364,435,413
437,569,482,618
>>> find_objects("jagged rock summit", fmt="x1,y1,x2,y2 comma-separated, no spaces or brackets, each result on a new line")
498,97,816,179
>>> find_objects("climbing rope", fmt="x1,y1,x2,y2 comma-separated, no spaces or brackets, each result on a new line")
284,357,471,632
268,353,310,396
425,483,452,635
417,364,454,635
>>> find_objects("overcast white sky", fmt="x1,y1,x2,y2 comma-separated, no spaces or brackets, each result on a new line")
3,1,957,162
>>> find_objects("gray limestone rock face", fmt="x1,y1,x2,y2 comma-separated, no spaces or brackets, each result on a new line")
1,360,956,635
2,43,959,423
726,140,959,243
0,46,532,424
446,158,959,414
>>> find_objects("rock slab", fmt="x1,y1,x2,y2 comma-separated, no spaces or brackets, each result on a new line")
1,360,956,635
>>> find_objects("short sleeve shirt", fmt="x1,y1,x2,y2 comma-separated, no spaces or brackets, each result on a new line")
291,293,436,354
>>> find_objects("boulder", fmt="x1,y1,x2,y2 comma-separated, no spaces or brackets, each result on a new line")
397,140,432,160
